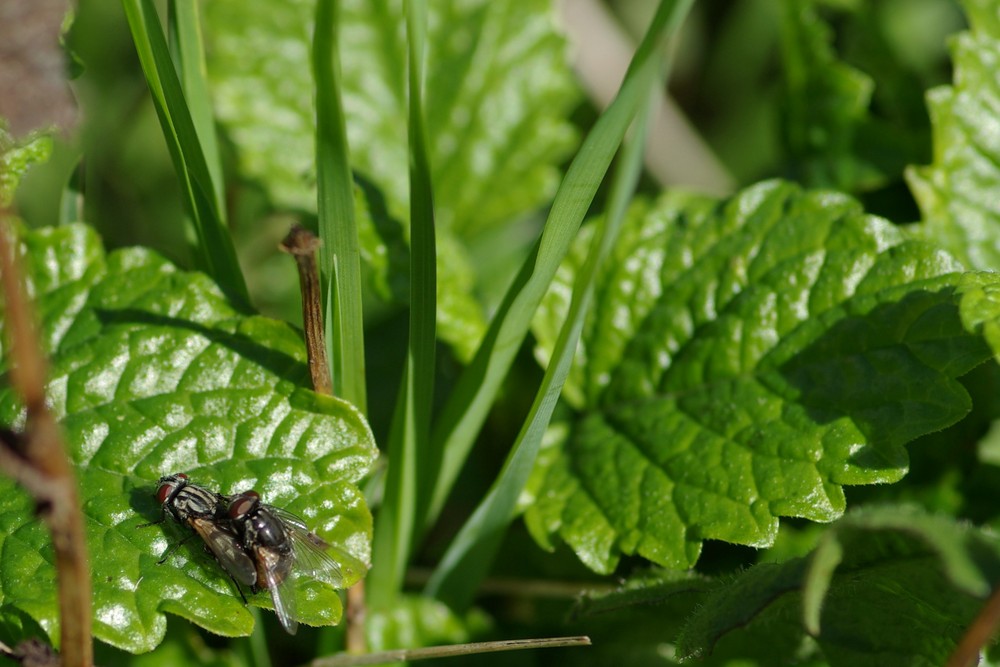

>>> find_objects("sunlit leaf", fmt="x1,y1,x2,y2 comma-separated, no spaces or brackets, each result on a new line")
0,224,377,652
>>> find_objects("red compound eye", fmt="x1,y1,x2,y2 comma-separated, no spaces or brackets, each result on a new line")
155,483,174,504
228,492,259,519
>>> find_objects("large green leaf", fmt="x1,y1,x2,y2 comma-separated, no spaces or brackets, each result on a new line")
0,224,377,653
676,506,1000,666
907,0,1000,270
569,507,1000,666
203,0,580,358
527,180,997,573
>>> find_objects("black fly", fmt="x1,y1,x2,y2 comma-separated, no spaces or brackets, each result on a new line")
142,473,257,599
226,490,344,635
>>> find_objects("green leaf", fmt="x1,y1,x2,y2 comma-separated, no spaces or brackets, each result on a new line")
527,180,995,573
0,127,53,206
0,224,377,653
677,506,1000,666
907,0,1000,270
552,570,713,667
778,0,879,191
578,568,810,666
203,0,580,357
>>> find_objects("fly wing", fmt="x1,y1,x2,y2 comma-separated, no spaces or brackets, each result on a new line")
190,517,257,587
255,544,298,635
266,506,345,587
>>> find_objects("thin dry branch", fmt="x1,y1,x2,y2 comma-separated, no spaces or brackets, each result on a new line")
281,225,333,396
306,635,592,667
0,219,92,667
946,584,1000,667
281,224,365,653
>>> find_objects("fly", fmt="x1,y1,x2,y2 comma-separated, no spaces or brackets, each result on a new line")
226,490,344,635
142,473,257,598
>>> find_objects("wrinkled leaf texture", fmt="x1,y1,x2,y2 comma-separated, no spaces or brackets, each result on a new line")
676,506,1000,666
572,507,1000,666
0,224,377,653
528,180,999,573
203,0,580,359
908,0,1000,271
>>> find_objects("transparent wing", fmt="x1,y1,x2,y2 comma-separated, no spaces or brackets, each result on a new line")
266,505,344,587
190,518,256,587
255,544,298,635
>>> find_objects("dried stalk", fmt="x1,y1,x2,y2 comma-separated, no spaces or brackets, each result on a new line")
280,225,333,395
281,224,365,653
307,635,592,667
946,584,1000,667
0,219,92,666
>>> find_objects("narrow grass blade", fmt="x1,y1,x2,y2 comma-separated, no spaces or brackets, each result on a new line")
425,0,693,531
424,21,671,610
122,0,249,307
167,0,225,216
369,0,437,607
313,0,367,409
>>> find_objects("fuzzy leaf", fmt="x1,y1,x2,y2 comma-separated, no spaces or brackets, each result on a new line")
0,224,377,653
0,127,53,205
779,0,879,191
677,506,1000,666
203,0,580,358
527,180,996,573
907,0,1000,270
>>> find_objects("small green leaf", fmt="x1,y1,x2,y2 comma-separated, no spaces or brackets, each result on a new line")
528,180,996,573
677,506,1000,666
203,0,580,357
778,0,879,190
907,0,1000,270
0,224,377,653
0,127,53,206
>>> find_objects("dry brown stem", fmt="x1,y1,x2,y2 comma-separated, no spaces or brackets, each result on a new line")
281,224,365,653
0,219,92,666
280,225,333,396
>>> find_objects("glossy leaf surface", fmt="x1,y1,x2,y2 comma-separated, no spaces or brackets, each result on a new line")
528,180,996,572
0,224,377,652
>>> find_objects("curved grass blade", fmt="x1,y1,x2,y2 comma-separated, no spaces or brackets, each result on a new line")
122,0,248,308
423,0,693,536
423,2,689,608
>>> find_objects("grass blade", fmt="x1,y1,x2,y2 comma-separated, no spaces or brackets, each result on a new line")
122,0,249,307
313,0,367,409
369,0,437,607
167,0,225,216
424,0,693,531
424,8,677,608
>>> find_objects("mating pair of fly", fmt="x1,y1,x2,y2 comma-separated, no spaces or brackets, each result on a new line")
144,473,345,635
